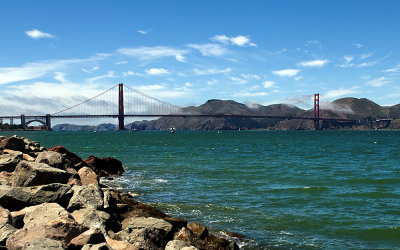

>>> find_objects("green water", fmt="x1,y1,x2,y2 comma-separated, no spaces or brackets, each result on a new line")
1,130,399,249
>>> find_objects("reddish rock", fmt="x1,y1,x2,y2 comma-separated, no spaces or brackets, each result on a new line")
84,156,124,177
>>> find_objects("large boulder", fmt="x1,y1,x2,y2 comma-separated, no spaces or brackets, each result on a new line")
68,227,106,248
0,151,22,172
67,184,104,211
35,151,73,170
0,223,17,246
78,166,99,185
0,137,26,152
23,203,70,228
84,156,124,177
30,183,72,206
115,227,166,249
165,240,198,250
0,186,32,211
13,161,72,187
6,217,86,249
48,146,83,166
71,207,110,231
24,238,64,250
122,217,173,233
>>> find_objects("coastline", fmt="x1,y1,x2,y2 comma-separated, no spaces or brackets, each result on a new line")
0,135,240,249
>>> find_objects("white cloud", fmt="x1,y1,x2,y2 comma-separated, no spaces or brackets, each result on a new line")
231,77,248,84
54,72,67,83
272,69,300,77
360,52,373,60
298,59,329,67
193,67,232,75
25,29,55,39
87,71,116,83
241,74,260,80
211,34,257,47
117,46,189,62
366,77,391,87
384,65,400,73
145,68,169,75
262,80,276,88
353,43,363,48
207,79,219,86
137,30,147,35
187,43,228,56
233,91,268,97
324,87,359,99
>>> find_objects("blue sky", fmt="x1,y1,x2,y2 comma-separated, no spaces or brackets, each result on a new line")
1,0,400,117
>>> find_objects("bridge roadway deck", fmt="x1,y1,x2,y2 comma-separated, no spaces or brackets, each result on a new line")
0,114,356,123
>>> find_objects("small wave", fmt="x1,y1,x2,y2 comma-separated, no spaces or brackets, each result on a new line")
154,178,168,183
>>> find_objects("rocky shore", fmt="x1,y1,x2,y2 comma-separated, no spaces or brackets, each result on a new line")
0,135,239,249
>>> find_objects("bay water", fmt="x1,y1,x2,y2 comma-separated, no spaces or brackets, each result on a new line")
1,130,399,249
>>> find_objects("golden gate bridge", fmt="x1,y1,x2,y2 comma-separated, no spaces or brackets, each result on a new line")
0,83,356,130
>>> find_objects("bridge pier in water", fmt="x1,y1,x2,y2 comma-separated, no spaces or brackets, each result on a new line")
314,93,320,130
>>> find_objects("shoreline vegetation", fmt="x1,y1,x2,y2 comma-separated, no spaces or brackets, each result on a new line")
0,135,240,249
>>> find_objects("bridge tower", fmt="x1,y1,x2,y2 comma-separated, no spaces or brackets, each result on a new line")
314,93,320,130
46,114,52,130
20,115,26,128
118,83,125,130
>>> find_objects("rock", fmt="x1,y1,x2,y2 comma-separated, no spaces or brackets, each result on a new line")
84,156,124,177
48,146,83,167
22,153,35,162
0,137,26,152
71,207,110,231
69,227,106,248
115,227,166,249
0,223,17,246
0,151,22,172
10,210,25,229
0,171,13,185
30,183,72,206
0,206,10,224
165,216,187,231
81,242,112,250
78,167,99,185
24,238,64,250
23,203,70,228
35,151,73,170
173,227,195,245
105,238,136,250
204,234,240,250
67,184,104,211
187,222,209,240
122,217,173,234
165,240,198,250
6,217,86,249
0,186,32,211
13,161,72,187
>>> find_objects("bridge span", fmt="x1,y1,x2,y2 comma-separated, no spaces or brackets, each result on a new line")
0,83,356,130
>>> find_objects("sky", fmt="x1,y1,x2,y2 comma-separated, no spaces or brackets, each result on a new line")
1,0,400,119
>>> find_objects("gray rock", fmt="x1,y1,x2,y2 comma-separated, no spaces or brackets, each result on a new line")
0,137,26,152
69,227,107,248
30,183,72,206
122,216,173,233
13,161,72,187
0,186,32,211
115,227,165,249
35,151,73,170
67,184,104,211
6,217,85,249
0,151,22,172
25,238,64,250
0,223,17,246
165,240,198,250
81,242,112,250
23,203,70,228
71,207,110,231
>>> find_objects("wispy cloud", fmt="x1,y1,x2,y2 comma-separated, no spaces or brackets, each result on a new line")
324,87,359,99
137,30,147,35
366,76,391,87
145,68,169,75
211,35,257,47
86,71,116,83
187,43,228,57
117,46,189,62
360,52,373,60
298,59,329,67
54,72,67,83
193,67,232,75
262,80,276,88
241,74,260,80
272,69,300,77
384,64,400,73
339,56,354,68
25,29,55,39
353,43,363,48
231,77,248,84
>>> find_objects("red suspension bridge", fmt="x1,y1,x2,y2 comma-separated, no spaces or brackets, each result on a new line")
0,83,356,130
